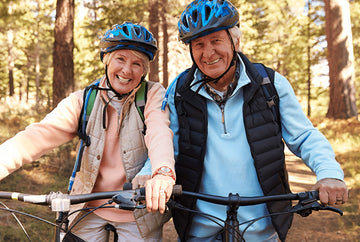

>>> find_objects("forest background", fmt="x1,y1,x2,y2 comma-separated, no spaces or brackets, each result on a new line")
0,0,359,240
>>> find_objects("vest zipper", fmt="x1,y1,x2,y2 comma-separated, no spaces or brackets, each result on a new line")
220,103,227,134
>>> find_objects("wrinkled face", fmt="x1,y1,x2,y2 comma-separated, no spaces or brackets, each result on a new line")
107,49,145,94
190,30,234,79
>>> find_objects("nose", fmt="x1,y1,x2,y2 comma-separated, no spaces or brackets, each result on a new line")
121,61,132,76
202,43,215,59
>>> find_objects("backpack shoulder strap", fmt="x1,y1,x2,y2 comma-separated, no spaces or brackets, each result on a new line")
176,64,197,91
77,79,101,145
69,79,100,192
253,63,280,123
135,81,148,123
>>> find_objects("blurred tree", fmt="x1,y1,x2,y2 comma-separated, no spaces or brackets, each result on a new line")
324,0,357,119
148,0,160,83
53,0,74,107
161,0,169,87
2,1,23,97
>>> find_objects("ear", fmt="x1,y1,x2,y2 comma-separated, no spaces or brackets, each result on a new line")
234,37,241,52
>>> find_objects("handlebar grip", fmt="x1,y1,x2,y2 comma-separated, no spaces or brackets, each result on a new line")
298,190,319,203
172,185,182,196
138,185,183,196
123,183,182,196
123,182,133,191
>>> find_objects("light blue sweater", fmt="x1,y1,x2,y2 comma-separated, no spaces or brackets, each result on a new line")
165,54,344,241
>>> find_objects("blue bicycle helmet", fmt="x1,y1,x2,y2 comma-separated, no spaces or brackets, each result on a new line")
100,22,158,61
178,0,239,44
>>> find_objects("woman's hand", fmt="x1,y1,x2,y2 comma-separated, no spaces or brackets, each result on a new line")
145,175,175,214
131,175,151,189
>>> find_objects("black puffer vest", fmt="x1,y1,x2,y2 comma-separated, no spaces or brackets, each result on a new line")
173,52,292,242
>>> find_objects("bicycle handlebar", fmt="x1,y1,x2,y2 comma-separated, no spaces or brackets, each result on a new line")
0,185,343,216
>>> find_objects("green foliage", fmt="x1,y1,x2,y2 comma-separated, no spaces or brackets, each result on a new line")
1,0,359,113
0,0,54,108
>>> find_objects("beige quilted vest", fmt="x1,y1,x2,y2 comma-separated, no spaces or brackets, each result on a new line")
69,81,170,237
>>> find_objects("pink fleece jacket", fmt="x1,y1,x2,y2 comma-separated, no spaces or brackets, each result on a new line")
0,80,174,223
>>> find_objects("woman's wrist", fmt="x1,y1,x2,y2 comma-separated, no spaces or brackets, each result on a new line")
152,166,176,181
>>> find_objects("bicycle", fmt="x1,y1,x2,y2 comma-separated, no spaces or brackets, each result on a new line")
0,184,343,242
0,187,148,242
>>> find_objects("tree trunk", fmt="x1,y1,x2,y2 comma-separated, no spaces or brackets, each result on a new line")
161,0,169,88
7,30,14,97
53,0,74,107
325,0,357,119
148,0,159,83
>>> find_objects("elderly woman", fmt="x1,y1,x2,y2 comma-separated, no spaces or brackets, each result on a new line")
0,22,175,241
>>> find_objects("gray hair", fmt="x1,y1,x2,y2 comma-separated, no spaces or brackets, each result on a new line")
228,25,242,51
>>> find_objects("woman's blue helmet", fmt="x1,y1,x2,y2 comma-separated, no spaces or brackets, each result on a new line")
178,0,239,44
100,22,158,61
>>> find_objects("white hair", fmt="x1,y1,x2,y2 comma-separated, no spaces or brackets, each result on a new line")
228,26,242,51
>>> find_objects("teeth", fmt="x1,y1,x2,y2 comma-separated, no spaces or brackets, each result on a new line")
206,59,220,65
116,75,131,84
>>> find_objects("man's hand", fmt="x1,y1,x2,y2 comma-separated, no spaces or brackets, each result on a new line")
313,178,348,206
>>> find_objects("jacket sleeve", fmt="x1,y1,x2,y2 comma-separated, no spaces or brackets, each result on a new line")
275,72,344,181
0,90,84,180
143,82,175,175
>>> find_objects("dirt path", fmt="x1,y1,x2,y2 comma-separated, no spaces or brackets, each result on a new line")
162,150,350,241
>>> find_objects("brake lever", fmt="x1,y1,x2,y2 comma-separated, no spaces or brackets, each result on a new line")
292,200,343,217
112,188,146,211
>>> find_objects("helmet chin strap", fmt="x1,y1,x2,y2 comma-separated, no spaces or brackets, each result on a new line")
189,29,237,93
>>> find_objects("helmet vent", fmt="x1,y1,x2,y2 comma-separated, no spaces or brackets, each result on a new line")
123,26,129,36
205,5,211,20
145,31,150,40
134,26,141,36
192,10,198,24
182,16,189,28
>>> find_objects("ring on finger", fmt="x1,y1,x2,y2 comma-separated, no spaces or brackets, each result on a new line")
159,188,166,195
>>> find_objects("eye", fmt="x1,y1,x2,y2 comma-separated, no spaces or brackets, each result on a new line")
192,42,203,49
212,38,222,44
133,62,142,67
117,57,125,62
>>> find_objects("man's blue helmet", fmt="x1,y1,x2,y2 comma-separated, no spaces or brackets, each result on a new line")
178,0,239,44
100,22,158,61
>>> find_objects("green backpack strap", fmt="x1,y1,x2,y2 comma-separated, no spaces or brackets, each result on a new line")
77,80,100,145
135,81,148,123
86,87,98,118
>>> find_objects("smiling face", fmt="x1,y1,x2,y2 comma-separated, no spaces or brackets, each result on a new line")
106,49,146,94
190,30,235,80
